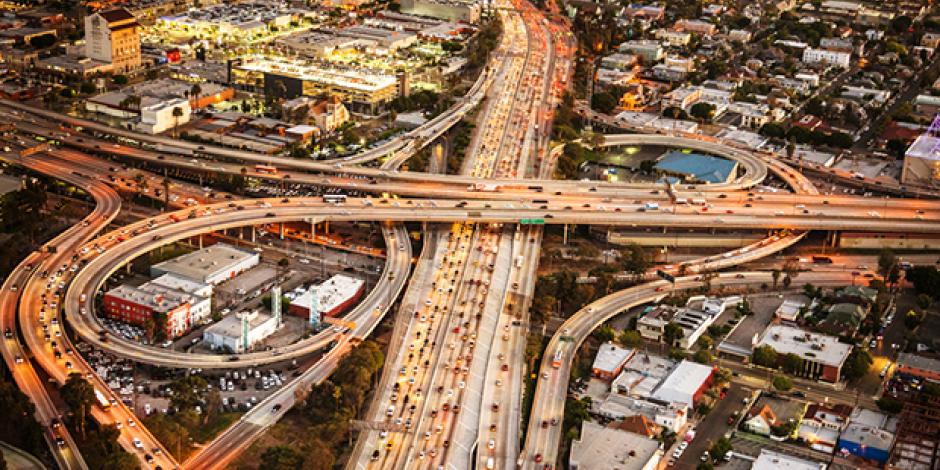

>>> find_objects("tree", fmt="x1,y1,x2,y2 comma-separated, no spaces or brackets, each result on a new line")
662,106,688,120
752,345,778,367
619,330,643,348
620,243,650,280
168,375,208,412
825,131,853,149
876,396,903,414
29,33,56,49
782,353,803,374
80,82,97,94
593,325,616,343
189,83,202,109
693,349,713,364
842,348,873,382
772,375,793,391
710,437,733,461
260,445,304,469
161,177,171,209
60,373,96,439
771,269,781,289
917,293,933,310
889,15,913,34
878,249,897,279
690,102,717,122
172,106,184,138
905,309,924,330
759,122,786,138
112,75,129,85
696,334,714,350
736,297,752,316
590,91,617,114
663,322,684,346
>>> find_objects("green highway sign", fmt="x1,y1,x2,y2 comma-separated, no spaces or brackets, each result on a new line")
520,218,546,225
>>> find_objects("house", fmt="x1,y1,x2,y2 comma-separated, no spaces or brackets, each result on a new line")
745,404,779,436
592,342,635,381
818,303,867,336
775,299,808,322
834,285,878,305
798,403,853,453
612,414,662,438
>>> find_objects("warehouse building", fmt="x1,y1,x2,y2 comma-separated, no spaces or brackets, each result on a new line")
150,243,259,285
591,342,635,381
203,310,279,353
569,422,663,470
650,360,714,407
288,274,365,318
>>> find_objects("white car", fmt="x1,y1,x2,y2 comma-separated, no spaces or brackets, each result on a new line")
133,438,143,449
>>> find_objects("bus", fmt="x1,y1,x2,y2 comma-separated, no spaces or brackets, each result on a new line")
255,164,278,174
323,194,347,204
551,349,563,368
94,388,111,410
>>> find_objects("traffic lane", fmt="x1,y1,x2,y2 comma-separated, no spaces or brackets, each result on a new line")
674,385,748,470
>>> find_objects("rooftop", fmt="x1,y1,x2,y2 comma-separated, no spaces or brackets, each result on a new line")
655,151,738,184
569,421,662,470
151,243,258,283
105,283,202,313
757,324,852,368
897,353,940,375
592,342,635,373
651,360,713,406
904,133,940,162
234,56,398,93
204,310,276,338
752,449,827,470
290,274,365,313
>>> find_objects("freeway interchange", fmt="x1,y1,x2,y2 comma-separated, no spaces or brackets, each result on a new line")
0,1,936,470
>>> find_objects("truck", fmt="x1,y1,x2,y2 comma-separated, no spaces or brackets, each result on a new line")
468,183,500,192
690,198,706,206
94,388,111,410
515,255,524,268
468,211,482,217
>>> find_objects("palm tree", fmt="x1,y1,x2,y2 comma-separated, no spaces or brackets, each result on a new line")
190,83,202,110
161,176,171,209
172,106,183,138
60,373,95,439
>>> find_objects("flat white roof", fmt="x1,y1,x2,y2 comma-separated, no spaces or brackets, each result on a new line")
592,343,634,373
569,422,662,470
905,133,940,162
651,360,712,405
204,310,276,339
752,449,827,470
757,324,852,368
151,243,258,282
290,274,364,313
147,273,211,295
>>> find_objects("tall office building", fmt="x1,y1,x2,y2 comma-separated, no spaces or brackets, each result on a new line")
84,8,141,74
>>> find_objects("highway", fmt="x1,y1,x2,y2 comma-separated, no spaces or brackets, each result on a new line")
519,270,860,468
0,156,177,470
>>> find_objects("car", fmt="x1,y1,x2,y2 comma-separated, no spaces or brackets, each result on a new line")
792,391,806,398
145,454,154,464
127,418,136,427
534,454,542,463
488,439,495,449
133,438,143,449
272,404,282,413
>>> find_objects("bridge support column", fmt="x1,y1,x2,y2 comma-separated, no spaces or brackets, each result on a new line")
279,223,285,240
126,264,132,274
251,227,256,243
238,227,244,240
563,224,568,245
199,234,203,249
311,221,316,241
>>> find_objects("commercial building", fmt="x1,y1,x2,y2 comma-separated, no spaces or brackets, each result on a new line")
288,274,366,318
837,408,897,464
591,342,635,381
902,118,940,186
755,325,852,383
103,282,210,338
775,299,808,322
569,422,663,470
399,0,481,23
752,449,827,470
655,151,739,185
592,393,688,432
230,56,400,114
650,360,713,407
155,2,305,44
613,352,676,398
84,8,141,74
802,47,852,68
151,243,260,285
896,353,940,383
203,310,279,353
148,273,213,298
619,40,664,64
